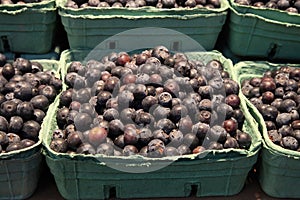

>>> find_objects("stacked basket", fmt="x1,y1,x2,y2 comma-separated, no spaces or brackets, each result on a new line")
41,49,262,199
233,61,300,198
0,0,57,54
0,59,61,199
223,0,300,61
57,0,229,51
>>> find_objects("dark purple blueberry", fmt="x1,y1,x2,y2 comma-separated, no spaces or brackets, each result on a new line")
138,128,153,146
217,103,234,119
13,58,32,73
142,96,158,112
135,112,154,126
224,137,239,149
249,87,261,98
67,131,82,150
74,113,93,132
209,125,227,143
169,104,188,123
103,108,119,122
262,91,274,104
236,131,252,149
223,79,239,95
88,127,107,148
178,116,193,133
79,103,97,117
108,119,124,138
14,81,33,101
73,88,91,104
59,89,73,107
97,91,112,106
177,144,191,155
39,85,57,102
0,100,17,119
52,129,66,140
158,92,172,107
6,142,23,152
164,146,180,156
155,118,176,134
122,145,138,156
183,133,199,149
2,63,15,80
278,125,292,137
285,79,298,92
147,139,165,157
223,119,238,135
50,138,68,153
133,84,147,100
76,143,96,155
65,124,76,135
169,129,183,147
56,107,69,129
192,122,209,140
8,116,23,133
153,129,169,143
261,105,278,121
0,131,7,146
30,95,49,112
279,99,296,113
291,130,300,141
276,113,292,127
277,0,289,9
124,126,139,145
208,141,223,150
164,80,180,97
21,139,35,148
198,85,212,99
6,133,21,143
281,136,298,150
197,110,211,124
265,121,277,131
114,135,125,149
21,120,41,141
96,143,114,156
225,94,240,109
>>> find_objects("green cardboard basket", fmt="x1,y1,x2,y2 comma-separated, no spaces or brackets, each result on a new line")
229,0,300,24
225,6,300,61
233,61,300,198
0,60,60,199
57,0,228,51
42,49,261,200
0,1,57,54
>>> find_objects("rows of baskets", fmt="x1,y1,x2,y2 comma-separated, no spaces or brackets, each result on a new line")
0,0,300,199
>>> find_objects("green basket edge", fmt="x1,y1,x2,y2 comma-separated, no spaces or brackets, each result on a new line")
57,0,229,18
0,0,56,13
41,49,262,164
233,61,300,159
229,0,300,25
0,59,61,160
229,4,300,28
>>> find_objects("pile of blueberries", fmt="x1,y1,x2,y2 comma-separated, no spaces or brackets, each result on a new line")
0,54,62,153
235,0,300,14
242,66,300,151
50,46,252,157
64,0,221,9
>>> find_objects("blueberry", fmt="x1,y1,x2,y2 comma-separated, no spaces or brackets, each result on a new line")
267,130,282,144
280,136,298,150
